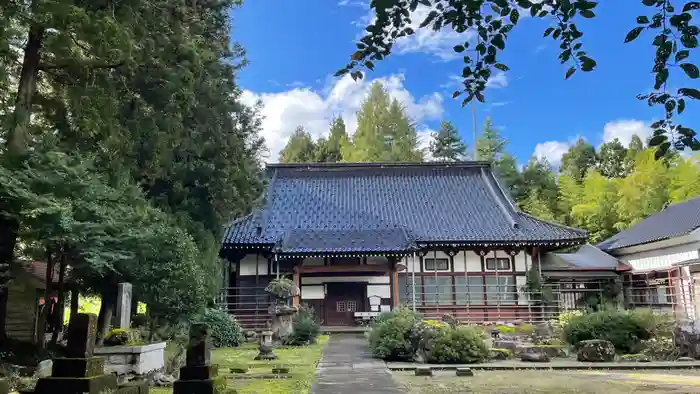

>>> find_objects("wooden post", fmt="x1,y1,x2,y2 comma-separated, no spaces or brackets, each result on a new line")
391,259,399,309
292,266,300,307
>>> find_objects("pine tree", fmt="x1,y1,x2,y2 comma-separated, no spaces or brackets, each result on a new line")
385,99,423,162
570,170,619,244
342,82,391,162
520,157,558,217
430,121,467,161
475,117,506,162
279,126,316,163
521,189,556,222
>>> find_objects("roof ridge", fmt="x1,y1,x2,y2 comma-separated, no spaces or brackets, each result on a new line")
266,161,492,170
256,168,280,238
480,167,518,229
518,211,588,236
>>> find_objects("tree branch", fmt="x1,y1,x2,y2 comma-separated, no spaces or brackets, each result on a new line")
38,59,125,71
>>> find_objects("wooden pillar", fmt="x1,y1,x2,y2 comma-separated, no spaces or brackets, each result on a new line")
391,258,399,309
292,265,300,307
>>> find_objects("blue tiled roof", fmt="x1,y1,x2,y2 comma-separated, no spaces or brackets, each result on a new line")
222,162,587,253
598,196,700,252
280,228,413,254
541,244,628,270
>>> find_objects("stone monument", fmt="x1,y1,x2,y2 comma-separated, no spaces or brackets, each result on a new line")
173,323,223,394
34,313,119,393
254,330,277,360
116,282,133,329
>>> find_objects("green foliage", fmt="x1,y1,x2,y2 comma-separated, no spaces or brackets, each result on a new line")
640,337,678,361
560,138,598,183
430,121,468,161
425,325,489,364
368,308,421,361
283,306,321,346
339,0,700,153
476,117,507,163
562,309,671,354
341,82,423,162
103,328,144,346
193,308,244,348
280,126,317,163
265,277,300,300
314,116,348,162
598,138,630,178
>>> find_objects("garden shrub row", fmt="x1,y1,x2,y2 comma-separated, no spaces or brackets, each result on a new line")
368,308,488,363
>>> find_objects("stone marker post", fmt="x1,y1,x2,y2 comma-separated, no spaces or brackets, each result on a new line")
34,313,118,394
116,282,133,329
173,323,222,394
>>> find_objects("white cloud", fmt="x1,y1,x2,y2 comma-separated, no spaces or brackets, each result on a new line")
602,119,651,146
353,4,475,61
485,71,508,89
533,141,571,167
417,128,435,161
530,119,653,166
242,73,444,162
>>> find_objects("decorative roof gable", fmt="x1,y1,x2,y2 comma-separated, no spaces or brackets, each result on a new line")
222,162,587,255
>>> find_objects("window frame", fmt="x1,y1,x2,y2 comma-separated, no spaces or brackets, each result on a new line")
484,275,517,303
424,258,450,271
485,257,511,271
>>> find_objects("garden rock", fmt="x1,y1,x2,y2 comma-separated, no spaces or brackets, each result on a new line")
676,357,696,362
35,360,52,378
149,372,176,387
577,340,615,362
520,352,550,362
489,349,511,360
674,320,700,359
492,340,519,352
520,345,567,358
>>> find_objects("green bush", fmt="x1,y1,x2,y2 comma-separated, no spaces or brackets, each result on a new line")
282,305,320,346
562,309,668,354
193,308,243,348
426,326,489,364
368,307,421,361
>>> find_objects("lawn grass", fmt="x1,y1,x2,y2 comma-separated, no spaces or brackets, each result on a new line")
393,369,700,393
152,335,329,394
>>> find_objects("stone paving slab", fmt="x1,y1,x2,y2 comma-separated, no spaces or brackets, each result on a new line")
310,334,404,394
387,360,700,371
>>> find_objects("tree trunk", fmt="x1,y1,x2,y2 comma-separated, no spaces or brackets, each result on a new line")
6,22,45,156
96,289,116,346
50,251,67,345
36,247,54,349
0,13,45,344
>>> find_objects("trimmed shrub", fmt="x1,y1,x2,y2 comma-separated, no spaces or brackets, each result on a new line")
368,307,421,361
193,308,243,348
562,309,669,354
282,306,321,346
104,328,144,346
426,326,489,364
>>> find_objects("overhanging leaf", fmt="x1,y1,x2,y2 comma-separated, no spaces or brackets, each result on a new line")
565,66,576,79
680,63,700,79
625,27,644,43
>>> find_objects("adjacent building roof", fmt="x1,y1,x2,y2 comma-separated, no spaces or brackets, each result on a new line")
541,244,631,271
221,162,587,256
597,196,700,252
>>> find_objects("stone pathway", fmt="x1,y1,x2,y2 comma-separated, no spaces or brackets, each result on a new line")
310,333,404,394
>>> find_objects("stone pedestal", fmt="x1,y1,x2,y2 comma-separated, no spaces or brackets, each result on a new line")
270,305,297,339
255,331,277,360
173,323,223,394
34,313,118,394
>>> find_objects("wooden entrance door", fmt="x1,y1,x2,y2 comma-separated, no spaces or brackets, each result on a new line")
325,282,364,326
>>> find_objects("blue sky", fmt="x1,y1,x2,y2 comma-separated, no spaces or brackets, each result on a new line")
233,1,699,165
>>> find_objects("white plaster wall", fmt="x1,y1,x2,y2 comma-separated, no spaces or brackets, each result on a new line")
399,250,528,273
367,284,391,299
367,256,388,265
301,276,389,285
616,241,700,271
239,254,268,276
301,285,324,300
302,257,324,267
516,275,529,305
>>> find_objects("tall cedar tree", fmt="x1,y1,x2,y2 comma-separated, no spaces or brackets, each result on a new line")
430,121,468,161
315,116,348,162
598,138,629,178
280,126,316,163
342,82,423,162
0,0,265,340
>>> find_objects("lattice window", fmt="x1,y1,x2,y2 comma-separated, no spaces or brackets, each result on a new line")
336,301,346,312
347,300,357,312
